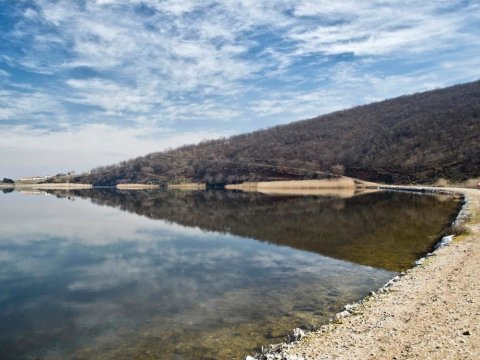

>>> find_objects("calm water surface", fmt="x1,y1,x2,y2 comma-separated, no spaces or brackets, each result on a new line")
0,189,459,359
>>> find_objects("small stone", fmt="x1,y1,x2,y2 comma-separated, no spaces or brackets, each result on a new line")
287,328,305,342
384,280,394,288
246,356,257,360
344,303,356,311
336,310,351,319
463,331,470,336
415,257,426,266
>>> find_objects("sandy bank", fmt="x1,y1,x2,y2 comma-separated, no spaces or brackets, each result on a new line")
14,183,92,189
254,186,479,360
167,183,206,190
226,178,355,190
225,179,382,198
116,184,160,189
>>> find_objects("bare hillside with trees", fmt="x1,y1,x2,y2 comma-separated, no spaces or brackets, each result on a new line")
63,80,480,186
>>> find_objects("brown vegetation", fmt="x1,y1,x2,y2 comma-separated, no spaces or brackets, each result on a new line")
60,80,480,186
434,177,480,188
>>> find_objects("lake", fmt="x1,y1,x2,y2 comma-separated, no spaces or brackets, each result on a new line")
0,189,459,359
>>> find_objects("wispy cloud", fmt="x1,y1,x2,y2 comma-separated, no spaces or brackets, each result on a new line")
0,124,226,177
0,0,479,176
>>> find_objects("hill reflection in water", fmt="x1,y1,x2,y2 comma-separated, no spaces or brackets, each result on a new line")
53,189,460,272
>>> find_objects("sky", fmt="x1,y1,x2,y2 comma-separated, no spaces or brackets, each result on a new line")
1,0,480,178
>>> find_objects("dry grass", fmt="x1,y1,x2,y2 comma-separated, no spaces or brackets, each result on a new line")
168,183,206,190
463,177,480,188
116,184,160,189
225,182,258,190
441,223,470,238
434,177,480,189
258,187,356,197
258,178,355,189
226,178,356,191
434,178,450,187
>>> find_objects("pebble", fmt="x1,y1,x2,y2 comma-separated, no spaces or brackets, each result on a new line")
344,303,356,311
336,310,351,319
415,257,426,266
287,328,305,343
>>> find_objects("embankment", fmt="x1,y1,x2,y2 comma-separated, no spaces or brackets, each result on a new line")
254,186,480,360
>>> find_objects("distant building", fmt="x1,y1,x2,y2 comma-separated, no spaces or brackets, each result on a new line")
19,175,52,182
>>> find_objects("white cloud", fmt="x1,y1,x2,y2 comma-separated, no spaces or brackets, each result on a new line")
66,79,157,115
288,1,474,57
1,0,479,176
11,0,480,79
0,89,66,122
248,56,480,124
0,124,227,178
9,1,479,102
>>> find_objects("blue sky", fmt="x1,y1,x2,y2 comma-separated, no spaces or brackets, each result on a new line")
1,0,480,178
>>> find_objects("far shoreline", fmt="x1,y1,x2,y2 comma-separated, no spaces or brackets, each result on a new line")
9,183,93,190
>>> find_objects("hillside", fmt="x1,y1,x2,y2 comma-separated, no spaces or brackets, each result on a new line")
65,80,480,186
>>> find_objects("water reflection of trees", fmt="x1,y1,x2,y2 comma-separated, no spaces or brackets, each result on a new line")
50,190,459,271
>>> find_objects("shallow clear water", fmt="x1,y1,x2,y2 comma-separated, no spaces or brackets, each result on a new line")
0,189,459,359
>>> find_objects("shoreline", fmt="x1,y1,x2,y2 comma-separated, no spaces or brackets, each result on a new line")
116,184,160,189
12,183,92,189
225,178,356,191
249,186,479,360
167,183,206,190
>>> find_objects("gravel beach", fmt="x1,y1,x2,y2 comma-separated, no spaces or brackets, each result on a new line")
257,187,480,360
